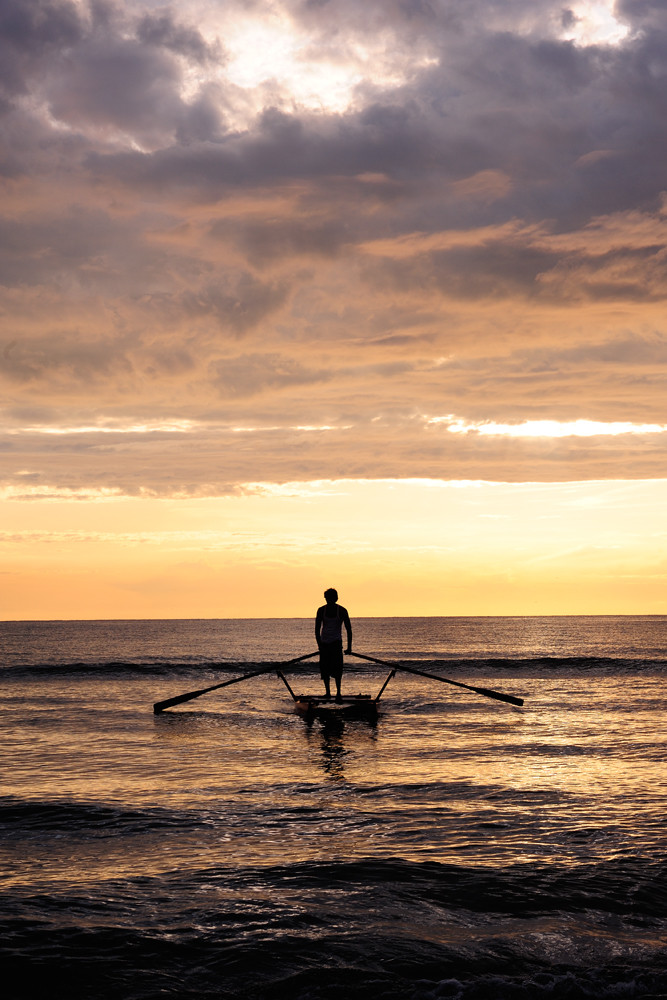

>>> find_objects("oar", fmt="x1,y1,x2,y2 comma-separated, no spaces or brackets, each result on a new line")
153,651,319,714
349,651,524,707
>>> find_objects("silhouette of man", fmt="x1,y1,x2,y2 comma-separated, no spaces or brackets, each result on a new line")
315,588,352,702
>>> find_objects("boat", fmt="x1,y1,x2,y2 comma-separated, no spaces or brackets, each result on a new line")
293,693,378,722
152,650,523,715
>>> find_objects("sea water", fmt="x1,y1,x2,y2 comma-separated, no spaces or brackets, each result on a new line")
1,616,666,998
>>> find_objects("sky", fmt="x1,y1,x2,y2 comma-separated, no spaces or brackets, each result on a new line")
1,0,666,619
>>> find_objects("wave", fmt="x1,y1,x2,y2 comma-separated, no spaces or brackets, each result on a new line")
1,659,284,678
0,786,571,836
2,856,666,999
3,792,666,921
4,852,667,920
0,796,201,837
2,654,666,679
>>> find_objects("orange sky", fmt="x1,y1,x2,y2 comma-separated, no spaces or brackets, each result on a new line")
1,0,666,619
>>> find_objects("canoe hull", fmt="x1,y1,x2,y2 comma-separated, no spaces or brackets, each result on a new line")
294,694,378,722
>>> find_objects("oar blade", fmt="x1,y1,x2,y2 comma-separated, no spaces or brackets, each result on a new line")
473,686,524,707
153,688,208,713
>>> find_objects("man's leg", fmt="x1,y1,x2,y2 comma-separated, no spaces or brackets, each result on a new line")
333,646,343,701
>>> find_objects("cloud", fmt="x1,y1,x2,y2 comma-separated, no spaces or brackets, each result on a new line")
180,273,291,334
49,38,185,146
0,332,132,384
209,352,331,397
210,214,349,266
2,0,667,493
136,9,221,65
0,0,83,104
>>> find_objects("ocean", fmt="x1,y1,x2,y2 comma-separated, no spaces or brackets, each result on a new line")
2,616,666,999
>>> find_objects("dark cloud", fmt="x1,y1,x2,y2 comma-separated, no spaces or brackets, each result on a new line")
210,215,349,265
209,352,331,397
48,37,184,142
86,102,436,195
181,274,290,334
616,0,667,31
364,242,560,301
136,9,221,64
363,236,667,305
414,333,667,422
0,209,130,287
4,0,662,231
0,0,82,103
3,0,667,491
207,352,413,398
0,0,227,155
74,14,667,237
0,331,133,384
434,332,667,386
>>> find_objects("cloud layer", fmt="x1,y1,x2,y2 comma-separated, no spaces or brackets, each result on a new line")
2,0,667,494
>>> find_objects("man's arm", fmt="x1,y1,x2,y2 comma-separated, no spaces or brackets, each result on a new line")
315,606,323,647
342,608,352,653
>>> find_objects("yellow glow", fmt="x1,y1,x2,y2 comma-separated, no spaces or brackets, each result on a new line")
13,416,665,442
231,424,352,434
0,486,124,501
440,419,667,438
6,420,196,436
5,421,358,438
2,478,666,619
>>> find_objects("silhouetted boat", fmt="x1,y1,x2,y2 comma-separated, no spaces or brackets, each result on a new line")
293,693,378,722
152,651,523,715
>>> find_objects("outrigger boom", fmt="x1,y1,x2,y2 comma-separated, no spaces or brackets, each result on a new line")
348,651,524,707
153,650,524,714
153,651,319,713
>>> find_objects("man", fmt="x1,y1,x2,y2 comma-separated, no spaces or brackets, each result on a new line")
315,588,352,702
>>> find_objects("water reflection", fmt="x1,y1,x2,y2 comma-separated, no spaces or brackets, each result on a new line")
152,708,229,741
302,715,377,781
319,718,348,781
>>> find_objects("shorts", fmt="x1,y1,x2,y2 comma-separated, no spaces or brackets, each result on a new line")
319,640,343,681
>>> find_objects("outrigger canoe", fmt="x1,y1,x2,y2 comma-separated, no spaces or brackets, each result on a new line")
152,650,524,715
293,693,378,722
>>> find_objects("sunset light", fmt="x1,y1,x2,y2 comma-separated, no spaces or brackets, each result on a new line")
443,419,667,438
3,8,667,998
2,478,666,619
561,2,630,46
1,0,666,619
224,15,421,114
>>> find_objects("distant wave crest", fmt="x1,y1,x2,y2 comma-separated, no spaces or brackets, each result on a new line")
2,655,665,678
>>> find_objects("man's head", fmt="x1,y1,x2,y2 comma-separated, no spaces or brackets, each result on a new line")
324,588,338,603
